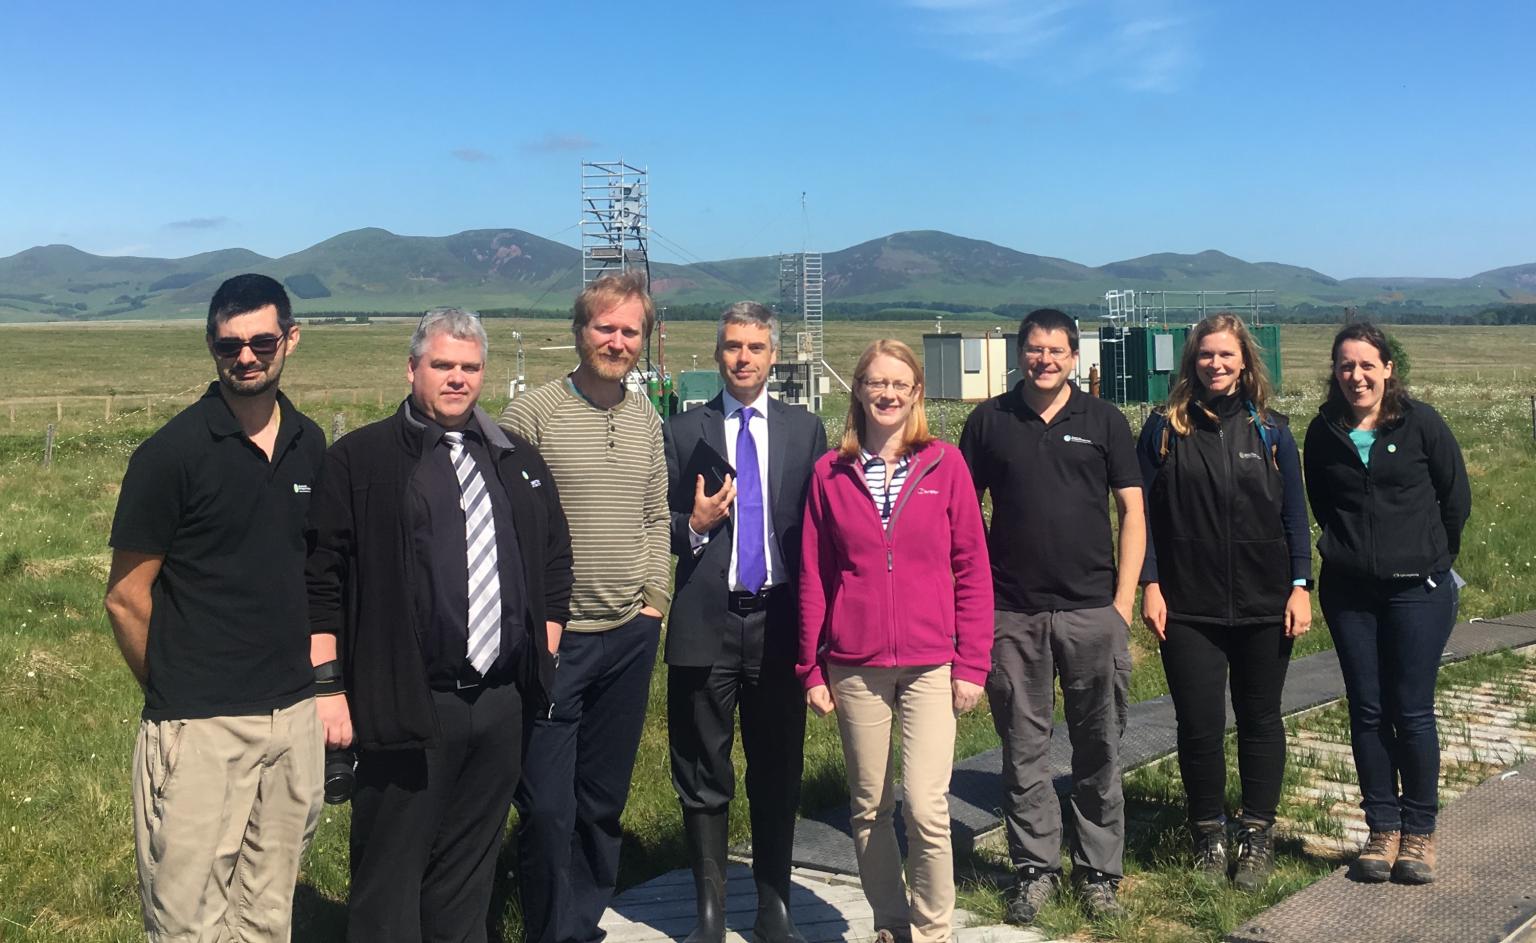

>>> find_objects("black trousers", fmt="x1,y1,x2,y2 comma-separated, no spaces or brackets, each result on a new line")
515,613,660,943
1160,620,1293,826
347,681,524,943
666,600,806,881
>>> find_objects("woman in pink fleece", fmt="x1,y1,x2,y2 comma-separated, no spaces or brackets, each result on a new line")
799,339,993,943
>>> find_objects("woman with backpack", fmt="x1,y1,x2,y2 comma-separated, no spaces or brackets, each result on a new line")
1303,322,1470,885
1136,313,1313,891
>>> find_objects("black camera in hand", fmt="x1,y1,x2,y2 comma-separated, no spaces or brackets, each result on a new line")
324,748,357,804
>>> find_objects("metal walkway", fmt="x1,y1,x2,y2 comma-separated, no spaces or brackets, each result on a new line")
784,612,1536,877
1226,763,1536,943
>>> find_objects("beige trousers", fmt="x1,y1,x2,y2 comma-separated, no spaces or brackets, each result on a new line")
830,664,956,943
132,698,323,943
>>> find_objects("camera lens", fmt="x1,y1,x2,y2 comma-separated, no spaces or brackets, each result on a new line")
324,749,356,804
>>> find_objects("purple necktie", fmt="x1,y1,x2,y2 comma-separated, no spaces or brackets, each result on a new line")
735,406,766,593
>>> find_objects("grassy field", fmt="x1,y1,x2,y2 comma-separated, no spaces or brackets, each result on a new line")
1,320,1534,941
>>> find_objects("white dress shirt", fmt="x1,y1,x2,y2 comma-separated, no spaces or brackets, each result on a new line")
689,388,783,591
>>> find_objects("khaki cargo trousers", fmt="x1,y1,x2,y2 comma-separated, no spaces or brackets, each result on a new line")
132,698,323,942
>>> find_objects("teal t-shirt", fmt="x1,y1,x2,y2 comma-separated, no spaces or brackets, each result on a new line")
1349,427,1377,466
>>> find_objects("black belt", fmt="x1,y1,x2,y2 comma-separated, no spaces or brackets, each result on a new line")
728,586,780,614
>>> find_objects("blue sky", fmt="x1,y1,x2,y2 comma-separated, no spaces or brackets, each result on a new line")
2,0,1532,278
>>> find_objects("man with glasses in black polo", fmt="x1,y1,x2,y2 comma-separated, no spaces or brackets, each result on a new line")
106,273,326,941
958,308,1145,925
306,307,572,942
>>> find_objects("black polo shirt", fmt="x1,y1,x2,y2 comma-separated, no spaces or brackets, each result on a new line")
958,382,1141,614
110,383,324,720
404,404,527,689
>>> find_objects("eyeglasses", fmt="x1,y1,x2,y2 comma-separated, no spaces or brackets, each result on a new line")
860,378,915,395
211,333,285,359
1023,346,1073,360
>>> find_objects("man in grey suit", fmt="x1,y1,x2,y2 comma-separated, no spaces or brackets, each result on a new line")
664,302,828,943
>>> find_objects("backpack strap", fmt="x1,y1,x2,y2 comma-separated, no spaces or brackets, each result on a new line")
1244,401,1280,469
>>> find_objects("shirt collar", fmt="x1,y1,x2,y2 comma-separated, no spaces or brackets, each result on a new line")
722,386,771,420
200,382,300,451
859,448,907,468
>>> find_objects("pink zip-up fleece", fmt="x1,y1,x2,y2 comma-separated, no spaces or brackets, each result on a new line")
797,438,994,690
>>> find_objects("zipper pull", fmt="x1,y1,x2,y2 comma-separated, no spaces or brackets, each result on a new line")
887,547,893,571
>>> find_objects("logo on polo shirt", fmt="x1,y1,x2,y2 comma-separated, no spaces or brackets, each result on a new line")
1062,434,1094,445
916,487,940,496
1238,451,1262,461
522,470,542,488
292,483,311,494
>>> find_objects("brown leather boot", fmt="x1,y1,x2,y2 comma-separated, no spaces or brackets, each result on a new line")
1356,830,1399,883
1393,832,1436,884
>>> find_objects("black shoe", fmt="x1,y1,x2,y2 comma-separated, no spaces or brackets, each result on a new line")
1232,819,1276,892
1074,869,1125,920
1191,820,1229,882
1003,867,1059,926
682,810,729,943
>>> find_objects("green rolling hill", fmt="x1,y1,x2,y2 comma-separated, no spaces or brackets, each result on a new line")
0,228,1530,322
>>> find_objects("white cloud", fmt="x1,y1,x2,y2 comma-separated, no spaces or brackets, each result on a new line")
902,0,1194,92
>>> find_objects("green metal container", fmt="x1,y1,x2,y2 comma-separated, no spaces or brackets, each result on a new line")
1098,323,1282,404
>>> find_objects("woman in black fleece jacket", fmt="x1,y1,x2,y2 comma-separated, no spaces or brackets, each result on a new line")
1137,313,1313,892
1304,322,1470,886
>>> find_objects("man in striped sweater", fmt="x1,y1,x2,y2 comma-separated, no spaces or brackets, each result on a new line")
500,271,672,943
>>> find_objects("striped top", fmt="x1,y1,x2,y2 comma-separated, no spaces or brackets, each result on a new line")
499,376,672,632
859,449,911,525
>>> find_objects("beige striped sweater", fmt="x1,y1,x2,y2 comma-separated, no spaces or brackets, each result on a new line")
499,376,672,632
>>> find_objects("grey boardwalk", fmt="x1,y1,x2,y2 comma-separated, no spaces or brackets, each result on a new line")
786,612,1536,876
598,864,1056,943
1226,762,1536,943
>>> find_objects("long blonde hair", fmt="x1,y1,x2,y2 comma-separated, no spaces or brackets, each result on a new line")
1163,313,1275,436
838,339,937,459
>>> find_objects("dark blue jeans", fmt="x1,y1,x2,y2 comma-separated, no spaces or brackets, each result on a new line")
514,612,661,943
1321,568,1459,835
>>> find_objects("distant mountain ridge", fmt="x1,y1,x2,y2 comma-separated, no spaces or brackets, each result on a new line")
1,228,1530,322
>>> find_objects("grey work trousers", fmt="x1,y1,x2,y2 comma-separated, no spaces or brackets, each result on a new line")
986,606,1127,878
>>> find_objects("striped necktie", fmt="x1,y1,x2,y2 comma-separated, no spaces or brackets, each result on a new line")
444,431,501,675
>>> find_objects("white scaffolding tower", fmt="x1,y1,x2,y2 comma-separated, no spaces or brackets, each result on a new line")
580,160,649,286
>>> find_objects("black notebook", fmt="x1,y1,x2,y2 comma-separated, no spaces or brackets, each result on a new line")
681,439,736,497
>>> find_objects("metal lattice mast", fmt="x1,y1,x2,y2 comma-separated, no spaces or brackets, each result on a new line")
801,252,824,403
777,254,802,319
580,160,648,287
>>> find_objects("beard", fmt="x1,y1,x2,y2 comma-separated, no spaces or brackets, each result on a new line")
578,335,639,381
219,355,284,397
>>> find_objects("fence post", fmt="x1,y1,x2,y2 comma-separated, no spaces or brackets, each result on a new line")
43,423,56,468
7,404,13,426
331,413,346,443
1530,396,1535,443
147,395,153,421
105,395,113,421
56,400,62,422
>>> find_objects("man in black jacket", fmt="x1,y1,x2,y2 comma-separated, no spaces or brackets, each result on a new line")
306,308,573,943
664,302,827,943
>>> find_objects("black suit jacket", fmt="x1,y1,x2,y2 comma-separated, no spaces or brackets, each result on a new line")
663,393,828,668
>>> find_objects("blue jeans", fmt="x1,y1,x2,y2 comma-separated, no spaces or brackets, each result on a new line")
1321,568,1458,835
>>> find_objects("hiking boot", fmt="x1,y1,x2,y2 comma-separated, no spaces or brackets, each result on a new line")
1074,870,1125,920
1233,819,1276,891
1190,820,1229,881
1003,867,1060,926
1393,832,1437,884
1356,830,1400,883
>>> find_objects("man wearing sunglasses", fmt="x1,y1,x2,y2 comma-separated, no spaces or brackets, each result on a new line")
306,308,572,942
105,273,326,942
